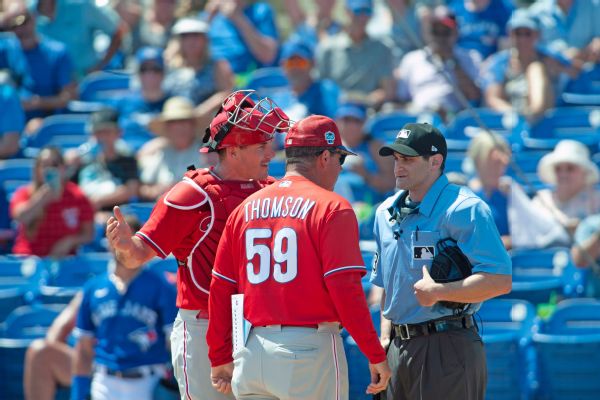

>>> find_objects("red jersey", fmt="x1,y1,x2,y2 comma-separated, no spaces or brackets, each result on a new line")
212,175,366,325
10,182,94,256
136,167,272,311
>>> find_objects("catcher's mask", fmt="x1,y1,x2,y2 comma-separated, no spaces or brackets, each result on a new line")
202,90,292,152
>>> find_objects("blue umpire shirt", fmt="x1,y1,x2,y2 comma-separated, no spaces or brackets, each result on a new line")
370,174,511,324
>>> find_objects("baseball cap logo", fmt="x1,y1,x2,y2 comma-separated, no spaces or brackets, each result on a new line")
324,131,335,145
397,129,411,139
431,145,438,152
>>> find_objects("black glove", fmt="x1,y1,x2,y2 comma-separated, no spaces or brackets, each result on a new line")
429,238,472,311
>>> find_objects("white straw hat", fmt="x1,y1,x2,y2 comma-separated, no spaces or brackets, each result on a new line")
537,139,599,185
148,96,200,136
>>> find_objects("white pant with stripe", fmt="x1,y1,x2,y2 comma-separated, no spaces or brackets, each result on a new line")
171,309,234,400
232,323,348,400
91,364,164,400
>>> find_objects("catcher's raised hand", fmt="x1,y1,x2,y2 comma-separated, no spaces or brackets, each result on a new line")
413,266,441,307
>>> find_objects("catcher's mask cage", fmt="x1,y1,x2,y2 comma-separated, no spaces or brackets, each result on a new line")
202,90,293,152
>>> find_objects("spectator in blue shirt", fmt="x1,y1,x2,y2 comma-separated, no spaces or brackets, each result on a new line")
279,40,339,119
116,46,169,150
480,9,570,122
163,17,234,117
0,31,34,91
205,0,279,78
530,0,600,67
7,7,76,124
448,0,514,60
0,82,25,159
33,0,127,78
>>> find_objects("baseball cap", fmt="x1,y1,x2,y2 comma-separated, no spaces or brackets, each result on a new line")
172,17,209,36
285,115,357,155
135,46,164,69
346,0,373,15
280,40,314,62
507,9,538,32
335,102,367,121
90,109,119,132
431,6,457,30
379,123,447,159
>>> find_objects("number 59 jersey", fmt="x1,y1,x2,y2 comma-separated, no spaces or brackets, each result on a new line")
212,175,367,326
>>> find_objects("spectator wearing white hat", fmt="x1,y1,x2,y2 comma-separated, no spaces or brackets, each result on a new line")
163,17,234,116
533,139,600,235
137,96,216,201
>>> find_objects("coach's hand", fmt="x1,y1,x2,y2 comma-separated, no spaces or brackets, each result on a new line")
211,362,234,394
106,206,134,251
366,360,391,394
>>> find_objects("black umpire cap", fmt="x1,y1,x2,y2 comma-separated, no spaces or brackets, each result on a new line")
379,123,447,160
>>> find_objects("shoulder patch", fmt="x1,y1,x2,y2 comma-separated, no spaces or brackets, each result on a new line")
163,179,209,210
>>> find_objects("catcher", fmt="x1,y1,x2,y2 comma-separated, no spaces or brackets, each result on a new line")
106,90,291,400
370,122,512,400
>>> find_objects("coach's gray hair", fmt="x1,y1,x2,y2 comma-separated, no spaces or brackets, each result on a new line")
285,146,331,168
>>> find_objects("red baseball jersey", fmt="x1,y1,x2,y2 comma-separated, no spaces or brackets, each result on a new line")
10,182,94,256
212,175,367,326
136,168,271,311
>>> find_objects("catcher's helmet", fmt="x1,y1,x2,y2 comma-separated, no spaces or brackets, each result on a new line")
202,90,292,152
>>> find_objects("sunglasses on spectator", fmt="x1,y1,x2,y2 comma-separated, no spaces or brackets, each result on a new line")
512,29,534,37
282,57,311,70
317,149,347,166
139,64,164,74
352,8,372,16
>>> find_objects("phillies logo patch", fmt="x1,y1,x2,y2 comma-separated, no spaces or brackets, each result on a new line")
397,129,411,139
324,131,335,145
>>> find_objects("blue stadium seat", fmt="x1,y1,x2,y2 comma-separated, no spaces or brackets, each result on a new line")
0,257,42,314
119,202,156,224
24,114,90,156
478,299,538,400
522,107,600,151
0,158,35,202
1,303,65,339
532,298,600,400
79,70,131,102
38,254,111,303
445,108,528,152
246,67,289,91
509,247,587,299
0,337,35,399
560,63,600,106
364,111,444,145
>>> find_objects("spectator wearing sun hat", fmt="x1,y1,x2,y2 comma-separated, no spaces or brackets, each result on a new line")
137,96,215,201
280,39,339,119
163,17,234,119
532,139,600,235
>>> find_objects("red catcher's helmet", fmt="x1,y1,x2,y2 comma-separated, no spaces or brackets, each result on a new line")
202,90,292,152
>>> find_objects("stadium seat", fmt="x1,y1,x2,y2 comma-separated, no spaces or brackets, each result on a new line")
119,202,156,224
0,257,42,315
532,298,600,400
245,67,289,91
0,158,34,187
1,303,65,339
445,108,528,152
24,114,90,156
0,337,35,399
478,299,538,400
560,63,600,106
364,111,445,145
509,247,586,299
522,107,600,151
79,70,131,102
38,254,112,303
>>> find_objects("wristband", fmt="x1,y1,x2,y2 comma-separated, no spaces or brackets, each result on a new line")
71,375,92,400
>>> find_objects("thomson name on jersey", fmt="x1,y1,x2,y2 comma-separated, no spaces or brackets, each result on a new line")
244,196,316,222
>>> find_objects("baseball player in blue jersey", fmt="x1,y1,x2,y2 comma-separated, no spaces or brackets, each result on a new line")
71,256,177,400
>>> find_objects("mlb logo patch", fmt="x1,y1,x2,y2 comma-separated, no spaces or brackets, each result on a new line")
324,131,335,145
413,246,434,260
397,129,411,139
278,180,292,188
286,139,293,145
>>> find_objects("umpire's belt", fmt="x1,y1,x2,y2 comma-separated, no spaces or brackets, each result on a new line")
392,315,475,340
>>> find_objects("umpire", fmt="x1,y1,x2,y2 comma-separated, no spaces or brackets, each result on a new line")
370,123,512,400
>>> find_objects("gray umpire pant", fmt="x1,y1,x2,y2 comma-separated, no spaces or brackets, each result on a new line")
381,326,487,400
